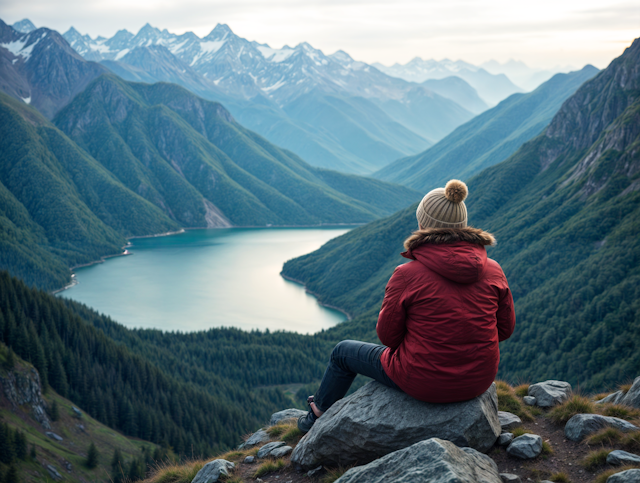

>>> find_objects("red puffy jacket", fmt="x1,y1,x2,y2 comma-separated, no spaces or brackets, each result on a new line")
377,227,515,403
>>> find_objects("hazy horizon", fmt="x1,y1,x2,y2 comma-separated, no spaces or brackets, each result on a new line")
2,0,637,71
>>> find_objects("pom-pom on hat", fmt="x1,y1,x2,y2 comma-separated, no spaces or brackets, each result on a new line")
416,179,468,229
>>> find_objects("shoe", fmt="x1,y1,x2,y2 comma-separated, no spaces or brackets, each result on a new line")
297,410,318,433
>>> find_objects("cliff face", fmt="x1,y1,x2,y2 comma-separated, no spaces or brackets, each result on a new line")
0,364,51,429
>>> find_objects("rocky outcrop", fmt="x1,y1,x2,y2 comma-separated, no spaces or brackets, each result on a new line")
607,450,640,466
527,380,572,407
506,434,542,459
257,442,286,459
0,367,51,429
564,414,639,441
333,438,501,483
239,429,269,449
498,411,522,430
269,408,306,426
191,459,234,483
607,469,640,483
290,381,501,470
597,377,640,409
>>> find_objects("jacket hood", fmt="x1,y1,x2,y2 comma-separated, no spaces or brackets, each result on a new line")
401,227,495,284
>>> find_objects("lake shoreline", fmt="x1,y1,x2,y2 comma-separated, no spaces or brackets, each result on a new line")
280,273,352,321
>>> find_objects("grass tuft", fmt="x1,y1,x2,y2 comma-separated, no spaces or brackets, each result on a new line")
321,466,354,483
145,459,205,483
549,395,595,424
253,458,287,478
511,427,532,438
587,427,624,446
621,432,640,452
549,472,570,483
620,383,633,394
514,384,530,398
496,381,534,422
595,466,640,483
282,426,303,444
541,440,553,455
599,404,640,421
582,449,611,471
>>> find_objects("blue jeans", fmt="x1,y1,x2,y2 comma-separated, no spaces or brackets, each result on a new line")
313,340,402,412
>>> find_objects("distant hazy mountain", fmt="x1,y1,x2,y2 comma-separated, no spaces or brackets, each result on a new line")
421,76,488,114
373,57,523,106
11,19,36,34
481,59,576,91
57,21,475,174
0,19,106,118
374,65,599,192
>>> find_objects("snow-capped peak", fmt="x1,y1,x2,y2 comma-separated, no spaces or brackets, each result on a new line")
12,19,36,34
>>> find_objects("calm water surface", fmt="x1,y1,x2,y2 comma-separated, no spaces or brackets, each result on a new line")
58,227,353,333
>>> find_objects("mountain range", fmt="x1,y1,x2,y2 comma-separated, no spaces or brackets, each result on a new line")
282,37,640,391
374,64,600,192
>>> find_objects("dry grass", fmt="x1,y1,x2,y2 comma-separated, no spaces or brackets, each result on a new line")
511,427,532,437
598,404,640,421
321,466,354,483
587,427,624,446
282,426,303,444
145,459,205,483
592,392,610,401
253,458,287,478
495,380,534,422
514,384,530,398
620,383,634,394
582,449,611,471
549,395,595,424
621,432,640,452
549,471,571,483
541,440,553,455
595,466,640,483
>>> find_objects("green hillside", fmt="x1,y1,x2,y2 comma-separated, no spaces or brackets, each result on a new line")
282,39,640,392
54,75,421,229
374,65,599,192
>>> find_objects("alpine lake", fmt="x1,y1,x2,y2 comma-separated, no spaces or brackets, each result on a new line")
57,227,354,334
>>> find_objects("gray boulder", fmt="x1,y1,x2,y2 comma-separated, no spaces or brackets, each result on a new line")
527,380,572,407
565,414,639,441
500,474,521,483
596,391,624,404
243,456,255,464
46,432,63,441
334,438,501,483
290,382,500,470
257,441,286,458
498,433,514,446
269,408,307,426
191,459,234,483
240,429,270,449
620,377,640,409
498,411,522,430
607,469,640,483
270,446,293,458
523,396,536,406
506,434,542,459
46,465,62,480
607,450,640,466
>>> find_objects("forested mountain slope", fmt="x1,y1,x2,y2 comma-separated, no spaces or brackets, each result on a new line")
283,38,640,391
374,65,599,191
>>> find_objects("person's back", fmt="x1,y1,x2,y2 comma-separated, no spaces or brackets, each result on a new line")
377,226,515,403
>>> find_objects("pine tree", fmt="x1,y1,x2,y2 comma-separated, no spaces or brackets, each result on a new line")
4,348,15,370
48,400,60,422
15,430,27,460
4,464,19,483
86,442,99,469
111,448,124,483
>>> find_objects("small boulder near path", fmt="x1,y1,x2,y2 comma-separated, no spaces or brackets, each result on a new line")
290,381,500,470
527,380,572,407
270,408,307,426
333,438,502,483
505,434,543,459
191,459,234,483
564,414,639,441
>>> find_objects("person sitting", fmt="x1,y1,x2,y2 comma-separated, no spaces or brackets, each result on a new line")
298,179,516,432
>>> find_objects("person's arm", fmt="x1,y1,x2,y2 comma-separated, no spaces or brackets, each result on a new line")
376,266,408,350
496,283,515,342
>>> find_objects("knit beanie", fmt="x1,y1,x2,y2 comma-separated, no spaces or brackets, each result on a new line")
416,179,468,229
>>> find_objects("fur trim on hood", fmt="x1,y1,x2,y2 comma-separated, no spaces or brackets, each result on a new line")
403,227,496,251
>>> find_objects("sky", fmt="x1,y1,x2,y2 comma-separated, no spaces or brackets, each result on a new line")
1,0,638,69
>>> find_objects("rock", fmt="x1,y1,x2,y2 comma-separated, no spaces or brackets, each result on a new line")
498,411,522,430
527,380,572,407
565,414,639,441
334,438,501,483
498,433,514,446
596,391,624,405
500,474,522,483
619,377,640,409
46,465,62,480
244,456,255,464
257,442,286,459
290,381,500,470
46,432,63,441
72,406,82,417
270,446,292,458
607,450,640,466
0,368,52,429
191,459,234,483
523,396,536,406
240,430,270,449
506,434,542,459
607,469,640,483
307,466,324,477
269,408,307,426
